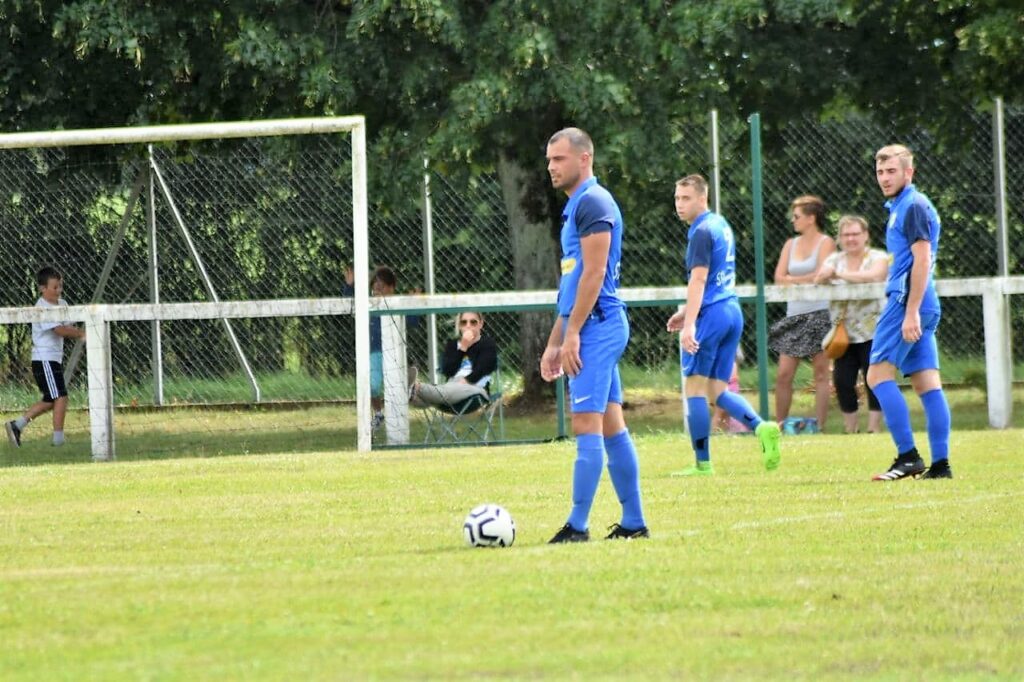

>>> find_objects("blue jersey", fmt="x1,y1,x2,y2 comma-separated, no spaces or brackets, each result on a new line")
556,176,625,317
883,184,940,313
685,211,737,309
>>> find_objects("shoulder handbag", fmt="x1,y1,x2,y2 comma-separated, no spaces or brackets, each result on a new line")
821,304,849,360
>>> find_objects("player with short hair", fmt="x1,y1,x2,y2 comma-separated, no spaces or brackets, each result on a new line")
867,145,952,480
666,175,781,476
542,127,649,543
5,266,86,448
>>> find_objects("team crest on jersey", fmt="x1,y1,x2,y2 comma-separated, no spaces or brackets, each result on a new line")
560,257,577,274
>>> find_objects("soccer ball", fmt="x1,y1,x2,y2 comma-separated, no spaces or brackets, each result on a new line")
463,503,516,548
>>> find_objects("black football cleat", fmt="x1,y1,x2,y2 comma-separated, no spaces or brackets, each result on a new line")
872,452,926,481
920,461,953,479
605,523,650,540
548,523,590,544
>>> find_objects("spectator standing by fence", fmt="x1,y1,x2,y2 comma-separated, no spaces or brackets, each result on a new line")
770,195,836,432
814,215,888,434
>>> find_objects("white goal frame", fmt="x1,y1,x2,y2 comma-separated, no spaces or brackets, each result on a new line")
0,117,374,457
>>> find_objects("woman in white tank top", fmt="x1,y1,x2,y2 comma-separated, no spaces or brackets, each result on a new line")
769,195,836,431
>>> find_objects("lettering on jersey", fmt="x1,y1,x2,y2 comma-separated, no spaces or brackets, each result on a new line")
612,261,621,286
715,271,736,289
723,227,736,262
560,257,577,275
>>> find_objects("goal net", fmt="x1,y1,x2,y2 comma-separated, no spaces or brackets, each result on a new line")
0,118,376,458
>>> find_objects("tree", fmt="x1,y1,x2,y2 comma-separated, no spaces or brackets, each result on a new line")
2,0,1021,401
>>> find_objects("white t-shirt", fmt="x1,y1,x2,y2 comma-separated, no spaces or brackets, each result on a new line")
31,297,70,363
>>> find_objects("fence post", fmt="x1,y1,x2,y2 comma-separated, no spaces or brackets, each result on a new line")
85,309,115,461
147,150,165,406
381,314,410,445
993,97,1010,277
709,109,721,214
749,113,771,419
422,158,439,382
982,283,1013,428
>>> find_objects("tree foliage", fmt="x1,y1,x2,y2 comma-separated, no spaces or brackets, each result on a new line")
1,0,1021,398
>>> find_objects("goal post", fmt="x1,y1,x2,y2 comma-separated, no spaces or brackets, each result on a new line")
0,117,374,454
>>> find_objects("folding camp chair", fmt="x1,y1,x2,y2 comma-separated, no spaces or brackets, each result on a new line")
416,361,505,445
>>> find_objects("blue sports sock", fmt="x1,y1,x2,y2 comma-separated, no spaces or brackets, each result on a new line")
872,380,915,454
714,390,763,430
686,397,711,463
567,433,605,532
604,429,646,530
920,388,951,463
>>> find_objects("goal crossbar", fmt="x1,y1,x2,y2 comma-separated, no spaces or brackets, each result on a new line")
0,116,366,149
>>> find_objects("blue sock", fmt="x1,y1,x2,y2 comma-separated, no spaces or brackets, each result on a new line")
920,388,951,463
714,391,763,430
604,430,646,530
872,380,915,455
686,397,711,463
567,433,604,532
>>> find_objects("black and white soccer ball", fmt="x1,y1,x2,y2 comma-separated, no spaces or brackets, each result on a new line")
463,503,516,548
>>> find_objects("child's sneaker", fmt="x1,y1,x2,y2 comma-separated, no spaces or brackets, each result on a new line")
5,420,22,447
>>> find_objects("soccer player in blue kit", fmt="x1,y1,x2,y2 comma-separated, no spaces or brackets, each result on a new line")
867,145,952,481
665,175,781,476
541,128,649,543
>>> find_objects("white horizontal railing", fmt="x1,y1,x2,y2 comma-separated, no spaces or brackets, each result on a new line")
1,276,1019,460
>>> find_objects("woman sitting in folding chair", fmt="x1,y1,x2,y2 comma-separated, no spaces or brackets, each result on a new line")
410,311,498,413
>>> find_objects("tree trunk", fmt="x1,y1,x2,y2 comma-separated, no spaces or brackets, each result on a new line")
496,151,559,404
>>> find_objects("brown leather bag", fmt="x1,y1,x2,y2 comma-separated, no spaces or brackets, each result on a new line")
821,308,849,360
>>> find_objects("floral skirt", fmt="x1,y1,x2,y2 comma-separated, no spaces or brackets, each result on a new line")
769,310,832,359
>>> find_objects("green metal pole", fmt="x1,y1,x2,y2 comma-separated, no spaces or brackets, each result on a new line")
749,113,771,419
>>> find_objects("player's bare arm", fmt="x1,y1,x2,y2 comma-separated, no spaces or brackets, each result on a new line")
561,231,609,377
680,265,708,354
903,240,931,342
540,317,564,382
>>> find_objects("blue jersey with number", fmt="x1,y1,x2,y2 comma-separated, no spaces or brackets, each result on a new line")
556,176,625,317
686,210,737,308
884,184,940,313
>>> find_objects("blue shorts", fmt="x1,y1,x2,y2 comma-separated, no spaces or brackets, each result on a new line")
869,299,941,376
682,299,743,382
370,351,384,398
567,307,629,414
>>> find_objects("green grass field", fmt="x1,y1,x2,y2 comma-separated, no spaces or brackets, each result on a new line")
2,412,1023,679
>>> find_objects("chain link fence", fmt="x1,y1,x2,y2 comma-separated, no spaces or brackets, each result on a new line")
2,105,1022,457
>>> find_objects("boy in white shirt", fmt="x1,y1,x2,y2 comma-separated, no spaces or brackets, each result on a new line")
5,266,86,447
